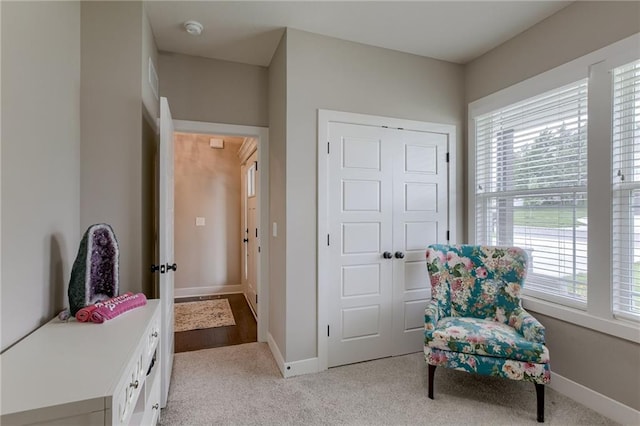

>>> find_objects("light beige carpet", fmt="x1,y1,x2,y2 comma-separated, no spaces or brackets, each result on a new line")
174,299,236,332
160,342,618,425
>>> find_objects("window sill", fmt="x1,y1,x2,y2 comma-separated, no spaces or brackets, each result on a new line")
522,296,640,344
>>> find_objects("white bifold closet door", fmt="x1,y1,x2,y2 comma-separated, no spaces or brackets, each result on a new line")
327,122,448,368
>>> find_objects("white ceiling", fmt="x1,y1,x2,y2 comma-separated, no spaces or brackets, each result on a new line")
145,1,571,67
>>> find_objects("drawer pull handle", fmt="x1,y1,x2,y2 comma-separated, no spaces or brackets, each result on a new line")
152,403,159,410
130,380,139,389
152,331,158,338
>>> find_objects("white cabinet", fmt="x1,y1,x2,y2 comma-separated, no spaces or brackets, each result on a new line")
1,300,161,426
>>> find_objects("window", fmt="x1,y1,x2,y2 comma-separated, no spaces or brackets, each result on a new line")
469,34,640,339
247,162,256,198
612,59,640,320
474,80,589,307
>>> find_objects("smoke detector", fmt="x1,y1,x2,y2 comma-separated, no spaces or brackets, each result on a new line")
184,20,204,36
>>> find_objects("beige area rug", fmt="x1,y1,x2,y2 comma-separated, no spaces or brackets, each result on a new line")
174,299,236,332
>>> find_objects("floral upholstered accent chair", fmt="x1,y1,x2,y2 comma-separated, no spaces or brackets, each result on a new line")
424,245,550,422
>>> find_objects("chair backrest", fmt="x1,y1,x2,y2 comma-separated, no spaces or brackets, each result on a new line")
426,245,528,323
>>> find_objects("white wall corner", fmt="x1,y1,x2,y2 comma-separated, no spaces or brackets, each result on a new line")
267,333,319,378
549,371,640,425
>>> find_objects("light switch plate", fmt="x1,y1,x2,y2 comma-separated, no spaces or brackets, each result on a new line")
196,217,206,226
272,222,277,237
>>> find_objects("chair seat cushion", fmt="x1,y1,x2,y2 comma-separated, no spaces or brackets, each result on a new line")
428,316,549,363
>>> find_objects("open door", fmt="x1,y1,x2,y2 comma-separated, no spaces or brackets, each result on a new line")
245,150,259,314
159,97,175,408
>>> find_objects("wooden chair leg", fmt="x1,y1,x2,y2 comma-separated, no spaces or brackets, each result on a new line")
535,383,545,423
428,364,436,399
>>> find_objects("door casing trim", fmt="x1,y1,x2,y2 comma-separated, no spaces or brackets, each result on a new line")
317,109,457,371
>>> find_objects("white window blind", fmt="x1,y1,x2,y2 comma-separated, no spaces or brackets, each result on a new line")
475,80,589,307
612,59,640,320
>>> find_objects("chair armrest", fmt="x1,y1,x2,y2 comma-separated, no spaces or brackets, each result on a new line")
509,307,546,343
424,300,440,340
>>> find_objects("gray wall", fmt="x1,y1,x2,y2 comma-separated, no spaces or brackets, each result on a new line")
466,1,640,103
465,1,640,410
81,1,155,296
141,5,160,297
537,313,640,410
1,1,81,351
174,134,242,291
158,52,268,127
142,5,159,121
268,32,288,357
284,29,465,361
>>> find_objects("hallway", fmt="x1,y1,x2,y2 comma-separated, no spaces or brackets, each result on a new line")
174,294,257,353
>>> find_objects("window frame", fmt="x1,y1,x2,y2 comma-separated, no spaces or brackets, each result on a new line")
468,33,640,343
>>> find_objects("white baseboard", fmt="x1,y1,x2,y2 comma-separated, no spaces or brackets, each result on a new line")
550,371,640,425
267,333,286,377
283,356,319,378
243,293,258,321
174,285,243,299
267,333,320,378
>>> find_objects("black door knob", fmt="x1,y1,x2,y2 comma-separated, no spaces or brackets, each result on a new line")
166,263,177,272
151,264,160,273
394,251,405,259
383,251,393,259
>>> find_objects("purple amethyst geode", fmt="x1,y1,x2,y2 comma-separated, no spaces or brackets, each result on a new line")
68,224,120,316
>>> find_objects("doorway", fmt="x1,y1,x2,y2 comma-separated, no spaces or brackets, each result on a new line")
317,110,457,371
172,132,257,352
170,120,269,345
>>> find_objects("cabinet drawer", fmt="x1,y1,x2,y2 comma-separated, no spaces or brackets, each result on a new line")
114,348,145,425
141,371,161,426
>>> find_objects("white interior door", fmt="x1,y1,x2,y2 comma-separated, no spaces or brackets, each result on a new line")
159,97,175,408
240,161,248,291
327,123,394,367
326,121,449,367
391,129,449,355
246,151,258,314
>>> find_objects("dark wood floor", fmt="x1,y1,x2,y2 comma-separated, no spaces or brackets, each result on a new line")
174,293,257,353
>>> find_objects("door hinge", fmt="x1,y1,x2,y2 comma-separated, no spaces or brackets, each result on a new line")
327,234,330,246
446,152,450,163
256,294,258,304
254,160,258,171
258,246,261,253
327,325,330,337
327,141,330,154
446,230,450,241
256,228,258,238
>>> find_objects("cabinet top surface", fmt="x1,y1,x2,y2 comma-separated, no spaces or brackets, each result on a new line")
0,300,160,416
